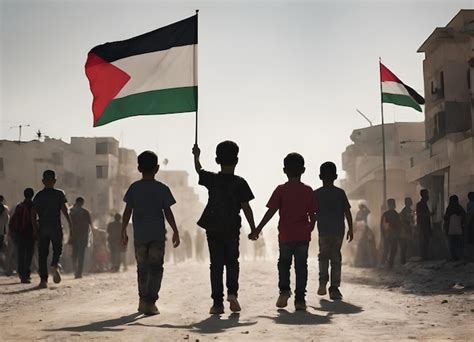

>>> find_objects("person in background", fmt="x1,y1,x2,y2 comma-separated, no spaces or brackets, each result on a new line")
9,188,35,283
0,195,12,275
399,197,415,264
443,195,466,261
69,197,93,279
314,162,353,300
416,189,433,261
32,170,72,288
107,213,122,272
466,193,474,250
380,199,402,269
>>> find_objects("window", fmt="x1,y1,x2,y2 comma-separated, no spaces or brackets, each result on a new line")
96,142,108,155
468,69,471,90
0,158,3,172
439,71,444,97
96,165,108,179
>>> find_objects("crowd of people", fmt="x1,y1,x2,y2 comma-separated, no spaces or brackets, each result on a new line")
0,139,473,318
351,190,474,268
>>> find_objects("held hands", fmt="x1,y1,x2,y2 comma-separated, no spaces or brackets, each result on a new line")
192,144,201,158
248,229,260,241
172,231,180,248
122,232,129,248
346,229,354,242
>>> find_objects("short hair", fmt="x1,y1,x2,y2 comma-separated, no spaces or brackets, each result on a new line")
284,153,305,177
449,195,459,205
387,198,396,207
404,197,413,205
468,192,474,201
114,213,122,221
43,169,56,181
420,189,429,197
24,188,34,199
216,141,239,166
0,195,4,203
320,162,337,179
138,151,158,173
75,197,84,205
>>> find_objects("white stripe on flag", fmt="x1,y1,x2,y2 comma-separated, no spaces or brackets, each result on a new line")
381,81,410,97
112,44,197,99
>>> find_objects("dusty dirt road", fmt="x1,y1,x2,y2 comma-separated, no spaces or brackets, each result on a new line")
1,260,473,341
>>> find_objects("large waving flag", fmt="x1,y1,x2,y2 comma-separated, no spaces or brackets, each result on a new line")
85,15,198,127
380,62,424,112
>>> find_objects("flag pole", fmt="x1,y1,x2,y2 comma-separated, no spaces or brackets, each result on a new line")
379,57,387,207
194,9,199,145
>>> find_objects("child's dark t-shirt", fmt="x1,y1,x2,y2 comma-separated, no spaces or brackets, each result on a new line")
33,188,67,233
197,170,254,238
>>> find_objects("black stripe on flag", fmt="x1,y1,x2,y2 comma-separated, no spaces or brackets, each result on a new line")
90,15,197,63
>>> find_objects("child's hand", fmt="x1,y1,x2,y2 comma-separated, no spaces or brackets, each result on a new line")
192,144,201,157
248,231,259,241
122,232,129,247
172,231,180,248
346,229,354,242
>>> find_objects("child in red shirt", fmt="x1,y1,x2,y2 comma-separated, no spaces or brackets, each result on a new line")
250,153,317,310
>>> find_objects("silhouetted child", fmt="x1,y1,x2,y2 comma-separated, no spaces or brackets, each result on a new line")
381,199,402,268
250,153,317,310
192,141,256,315
31,170,72,288
443,195,465,261
314,162,353,300
121,151,180,316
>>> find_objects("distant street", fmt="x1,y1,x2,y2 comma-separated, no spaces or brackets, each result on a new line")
1,260,473,341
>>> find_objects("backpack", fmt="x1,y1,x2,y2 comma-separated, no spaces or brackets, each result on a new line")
197,176,239,234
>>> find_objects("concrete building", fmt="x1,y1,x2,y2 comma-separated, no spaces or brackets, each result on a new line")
0,138,203,237
407,9,474,226
341,122,426,228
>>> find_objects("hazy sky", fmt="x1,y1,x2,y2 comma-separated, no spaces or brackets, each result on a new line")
1,0,471,216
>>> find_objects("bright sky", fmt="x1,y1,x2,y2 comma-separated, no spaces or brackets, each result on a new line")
1,0,471,217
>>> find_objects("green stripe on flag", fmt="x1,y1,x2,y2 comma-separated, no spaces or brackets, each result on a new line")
95,86,198,126
382,93,422,112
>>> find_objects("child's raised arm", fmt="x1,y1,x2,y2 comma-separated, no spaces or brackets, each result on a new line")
164,207,180,248
192,144,203,174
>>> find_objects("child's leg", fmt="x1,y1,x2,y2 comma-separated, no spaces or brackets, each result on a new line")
294,241,309,302
329,236,344,288
134,242,150,301
38,234,50,282
207,235,225,306
50,229,63,268
224,237,240,297
146,241,165,303
318,236,330,286
278,243,293,294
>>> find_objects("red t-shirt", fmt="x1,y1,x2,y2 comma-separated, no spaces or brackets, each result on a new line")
267,181,318,243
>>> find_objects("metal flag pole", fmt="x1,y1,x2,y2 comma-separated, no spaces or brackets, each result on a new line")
379,57,387,206
194,9,199,145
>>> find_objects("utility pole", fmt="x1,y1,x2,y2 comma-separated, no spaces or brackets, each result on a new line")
10,124,30,143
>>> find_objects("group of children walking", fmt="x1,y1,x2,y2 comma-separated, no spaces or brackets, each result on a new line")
13,140,353,317
119,140,353,315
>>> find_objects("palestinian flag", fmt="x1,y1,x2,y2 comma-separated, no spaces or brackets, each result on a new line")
85,15,198,127
380,62,424,112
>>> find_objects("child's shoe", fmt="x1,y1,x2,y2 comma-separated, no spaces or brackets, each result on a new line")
294,300,307,311
317,282,327,296
51,265,61,284
276,291,291,308
137,299,147,313
329,286,343,300
227,294,241,312
209,304,224,315
144,303,160,315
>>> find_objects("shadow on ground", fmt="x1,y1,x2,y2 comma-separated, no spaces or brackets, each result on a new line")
311,299,363,315
1,285,42,295
131,313,257,334
258,309,331,325
44,313,143,332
